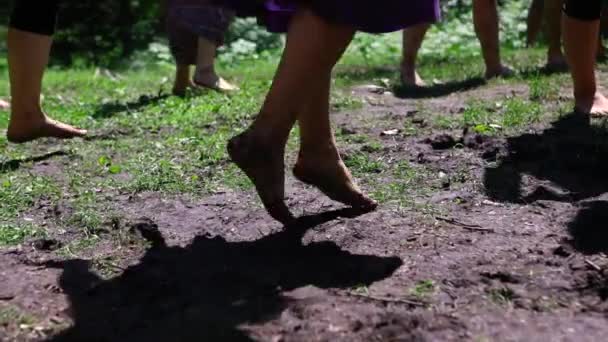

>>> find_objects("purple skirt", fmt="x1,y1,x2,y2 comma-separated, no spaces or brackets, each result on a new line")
218,0,440,33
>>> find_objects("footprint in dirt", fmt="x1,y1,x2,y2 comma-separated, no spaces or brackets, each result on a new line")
46,209,402,341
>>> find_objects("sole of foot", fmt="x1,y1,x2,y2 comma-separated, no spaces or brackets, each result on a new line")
227,132,295,225
293,161,378,212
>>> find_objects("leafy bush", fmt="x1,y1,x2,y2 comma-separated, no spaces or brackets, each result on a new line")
219,18,284,63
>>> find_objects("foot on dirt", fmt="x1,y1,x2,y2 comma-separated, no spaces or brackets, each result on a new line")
544,56,569,73
227,131,294,225
485,65,515,80
293,154,378,211
7,115,87,144
400,68,426,88
576,93,608,117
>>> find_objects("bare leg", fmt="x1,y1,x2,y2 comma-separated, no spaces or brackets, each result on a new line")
172,64,194,96
6,28,86,143
227,9,364,223
544,0,567,70
563,14,608,115
401,23,431,87
193,37,238,92
527,0,544,47
294,57,377,210
473,0,513,78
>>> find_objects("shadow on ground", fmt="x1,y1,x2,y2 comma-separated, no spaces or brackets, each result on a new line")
393,77,486,99
92,94,169,119
484,112,608,204
0,150,70,174
568,201,608,255
47,208,402,341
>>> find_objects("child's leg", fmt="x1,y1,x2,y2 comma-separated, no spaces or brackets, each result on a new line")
563,0,608,114
473,0,513,78
294,59,377,210
227,9,360,223
7,28,87,143
193,37,238,92
173,64,192,97
401,23,431,87
527,0,545,47
544,0,567,68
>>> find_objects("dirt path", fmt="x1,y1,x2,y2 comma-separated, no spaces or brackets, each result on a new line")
3,81,608,341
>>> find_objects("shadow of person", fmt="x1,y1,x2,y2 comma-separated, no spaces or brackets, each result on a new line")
484,112,608,204
567,201,608,255
0,150,70,174
393,77,486,99
46,208,402,342
92,94,169,119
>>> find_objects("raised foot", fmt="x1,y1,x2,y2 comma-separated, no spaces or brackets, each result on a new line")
293,159,378,211
7,116,87,144
227,132,294,224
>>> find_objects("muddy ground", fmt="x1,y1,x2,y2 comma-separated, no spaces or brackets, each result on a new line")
3,80,608,341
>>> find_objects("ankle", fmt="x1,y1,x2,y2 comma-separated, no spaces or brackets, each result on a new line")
298,142,340,161
10,107,46,123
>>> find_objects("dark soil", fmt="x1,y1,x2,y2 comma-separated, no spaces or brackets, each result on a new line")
3,83,608,341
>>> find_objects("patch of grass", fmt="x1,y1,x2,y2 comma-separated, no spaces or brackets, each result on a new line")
528,77,560,101
410,280,436,298
462,97,543,133
351,284,370,296
331,92,364,111
432,115,459,130
0,305,37,327
343,152,385,175
501,98,542,128
0,223,44,246
488,287,516,305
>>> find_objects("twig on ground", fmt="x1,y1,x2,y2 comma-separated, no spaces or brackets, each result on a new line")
585,259,602,271
435,216,494,232
348,292,427,307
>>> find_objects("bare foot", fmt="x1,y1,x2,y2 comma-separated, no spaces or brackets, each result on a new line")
544,55,569,73
172,79,197,97
194,69,239,93
401,67,426,87
0,99,9,111
485,65,515,80
194,76,239,93
7,114,87,143
293,153,378,211
227,131,294,224
576,92,608,117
